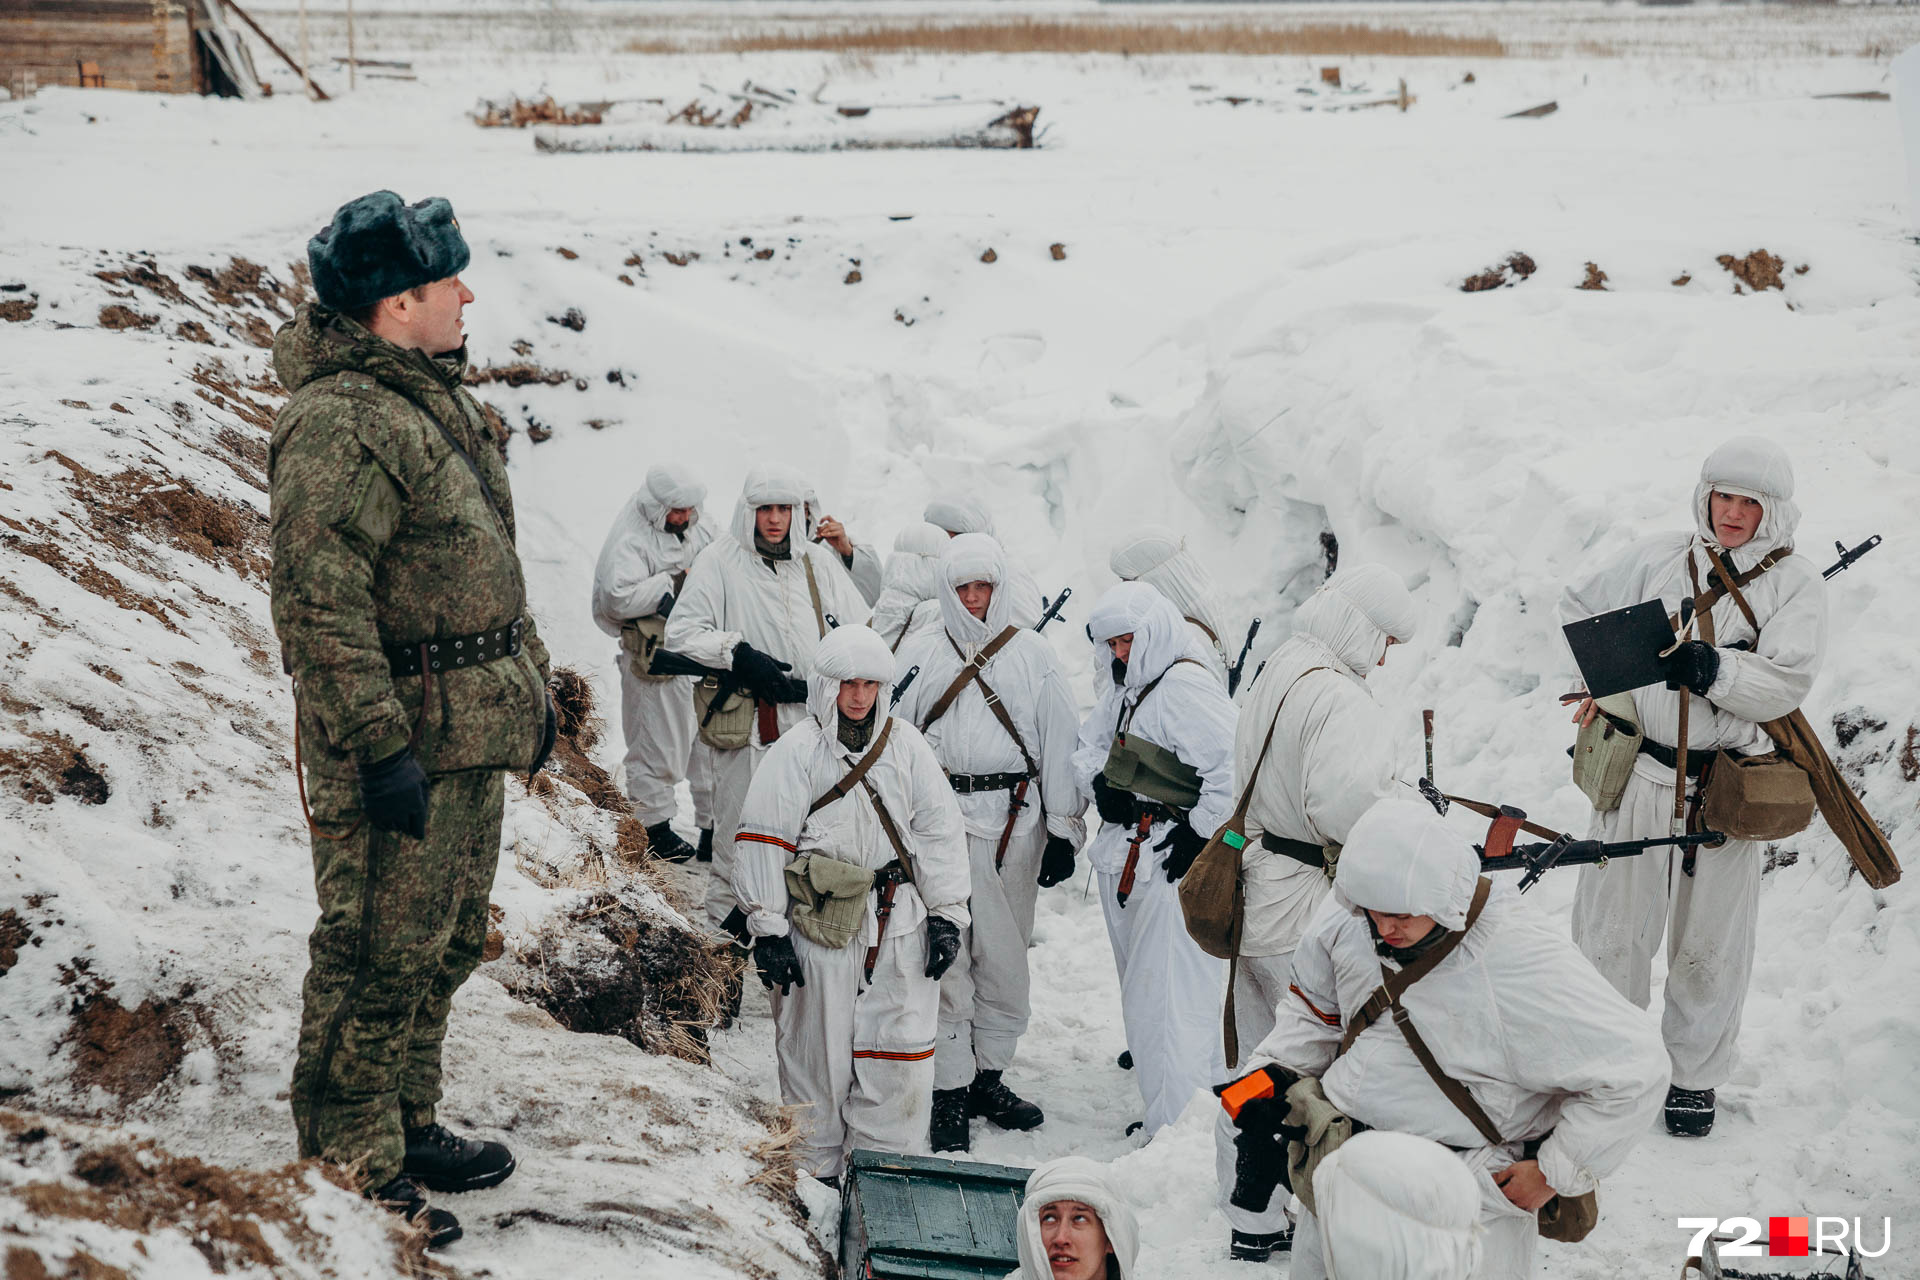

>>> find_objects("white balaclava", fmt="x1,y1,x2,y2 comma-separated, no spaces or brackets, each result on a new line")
1087,581,1191,692
1292,563,1418,676
804,625,896,734
1109,524,1227,642
938,532,1014,649
1692,435,1801,568
731,465,814,554
640,463,707,533
1015,1157,1139,1280
1315,1130,1482,1280
924,495,995,537
1332,798,1481,932
883,521,951,602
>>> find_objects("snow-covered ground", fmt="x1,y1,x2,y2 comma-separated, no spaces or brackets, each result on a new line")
4,5,1918,1276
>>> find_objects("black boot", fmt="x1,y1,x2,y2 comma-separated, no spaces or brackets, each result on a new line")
1116,1050,1132,1070
967,1069,1043,1131
1229,1227,1292,1262
1665,1085,1716,1137
930,1087,971,1152
372,1174,462,1249
646,821,697,863
403,1123,516,1193
696,828,714,862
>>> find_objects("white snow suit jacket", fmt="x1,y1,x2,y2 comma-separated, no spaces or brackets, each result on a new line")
870,521,950,653
1076,583,1238,874
1248,801,1669,1199
664,466,872,743
732,626,970,943
589,464,714,637
1236,564,1416,957
1559,435,1827,764
1013,1156,1140,1280
893,534,1088,848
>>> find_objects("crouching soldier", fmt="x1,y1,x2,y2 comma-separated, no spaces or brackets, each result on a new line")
271,192,557,1248
1561,436,1827,1137
1220,799,1668,1280
731,625,971,1183
893,534,1087,1151
1077,582,1237,1138
590,463,715,862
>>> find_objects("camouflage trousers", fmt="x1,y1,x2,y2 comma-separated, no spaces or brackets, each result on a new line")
290,767,505,1189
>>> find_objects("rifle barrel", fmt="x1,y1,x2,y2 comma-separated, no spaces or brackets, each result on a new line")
1823,534,1881,581
1480,832,1723,874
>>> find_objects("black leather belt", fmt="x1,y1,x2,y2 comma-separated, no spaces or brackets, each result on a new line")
386,618,522,678
1637,737,1711,778
1260,833,1328,868
946,771,1032,795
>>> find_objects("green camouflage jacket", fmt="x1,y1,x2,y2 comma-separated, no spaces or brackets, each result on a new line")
269,305,551,777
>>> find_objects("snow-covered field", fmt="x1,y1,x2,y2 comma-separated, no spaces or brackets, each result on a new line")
3,4,1918,1277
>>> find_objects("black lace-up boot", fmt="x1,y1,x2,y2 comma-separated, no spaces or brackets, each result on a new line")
1665,1085,1716,1137
371,1174,462,1249
1229,1226,1292,1262
645,821,697,863
930,1087,971,1152
967,1069,1044,1131
402,1123,517,1193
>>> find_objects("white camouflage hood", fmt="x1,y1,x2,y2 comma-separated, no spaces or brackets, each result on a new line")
1332,798,1481,931
1110,524,1227,644
1315,1131,1483,1280
1293,563,1417,677
1692,435,1801,569
938,532,1014,649
924,495,995,536
805,624,896,732
1014,1157,1138,1280
882,522,950,603
1087,581,1190,691
639,462,707,533
730,464,815,555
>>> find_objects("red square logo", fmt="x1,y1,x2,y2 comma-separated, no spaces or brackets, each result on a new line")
1769,1217,1809,1257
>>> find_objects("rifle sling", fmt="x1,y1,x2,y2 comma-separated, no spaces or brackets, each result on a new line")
1666,544,1789,635
1228,667,1331,834
1444,795,1563,843
1338,878,1503,1147
803,556,827,639
809,717,894,815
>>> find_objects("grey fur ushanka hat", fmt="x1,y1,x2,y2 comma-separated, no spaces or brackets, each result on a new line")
307,191,470,313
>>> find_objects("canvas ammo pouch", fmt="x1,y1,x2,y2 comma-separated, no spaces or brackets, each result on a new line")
1102,733,1203,812
619,616,674,684
694,675,754,751
1699,749,1816,842
1571,692,1642,813
782,852,875,950
1282,1075,1359,1221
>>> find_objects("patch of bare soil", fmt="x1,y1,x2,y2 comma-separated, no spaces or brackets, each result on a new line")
1,296,37,323
97,306,156,332
94,260,191,306
185,259,300,319
0,909,34,977
464,361,574,388
43,449,269,581
2,530,183,634
0,1109,442,1278
174,320,213,344
1717,249,1787,293
0,731,111,807
190,361,281,435
1461,251,1536,293
1577,262,1609,291
63,989,202,1105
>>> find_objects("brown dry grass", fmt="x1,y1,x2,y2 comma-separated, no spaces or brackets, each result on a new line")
627,19,1506,59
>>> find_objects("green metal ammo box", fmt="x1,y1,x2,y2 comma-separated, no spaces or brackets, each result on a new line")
840,1149,1033,1279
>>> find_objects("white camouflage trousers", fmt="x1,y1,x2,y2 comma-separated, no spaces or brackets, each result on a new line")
934,824,1044,1091
1098,859,1226,1136
1571,764,1761,1090
773,920,939,1180
1214,949,1295,1237
616,662,713,830
705,742,763,932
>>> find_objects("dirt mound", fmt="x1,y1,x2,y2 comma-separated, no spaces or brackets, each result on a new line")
0,732,110,807
1717,249,1787,293
0,909,33,977
535,666,648,861
62,987,210,1105
1461,251,1536,293
97,306,156,332
43,450,268,582
465,362,574,388
498,888,740,1064
0,1109,437,1278
1577,261,1609,291
1,296,37,323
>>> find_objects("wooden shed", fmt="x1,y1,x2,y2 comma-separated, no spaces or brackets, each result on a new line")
2,0,264,98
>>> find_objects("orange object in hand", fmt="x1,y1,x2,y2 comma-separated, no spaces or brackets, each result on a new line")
1219,1065,1288,1120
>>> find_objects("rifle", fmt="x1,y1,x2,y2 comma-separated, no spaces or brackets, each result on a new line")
1824,535,1881,581
1465,798,1723,892
1226,618,1262,696
890,664,921,709
1034,587,1072,633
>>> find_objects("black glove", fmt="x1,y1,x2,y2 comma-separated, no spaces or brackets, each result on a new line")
1661,640,1720,697
358,748,429,840
732,643,797,703
1037,835,1078,888
657,591,675,619
530,691,557,775
753,933,805,995
1091,774,1135,826
1156,820,1206,882
924,917,963,980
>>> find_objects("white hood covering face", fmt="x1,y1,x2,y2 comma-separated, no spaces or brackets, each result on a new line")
1087,581,1191,691
1693,435,1801,568
1331,799,1481,932
924,495,995,536
886,522,951,599
642,463,707,528
1110,525,1228,645
805,625,896,730
731,464,815,554
939,532,1014,648
1014,1157,1138,1280
1315,1131,1482,1280
1292,564,1418,677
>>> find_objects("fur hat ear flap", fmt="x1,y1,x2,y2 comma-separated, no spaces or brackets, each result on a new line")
308,191,472,314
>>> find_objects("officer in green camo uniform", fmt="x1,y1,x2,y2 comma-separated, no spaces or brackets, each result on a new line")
269,190,556,1250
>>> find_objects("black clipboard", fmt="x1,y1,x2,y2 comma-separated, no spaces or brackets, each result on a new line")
1562,600,1677,699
